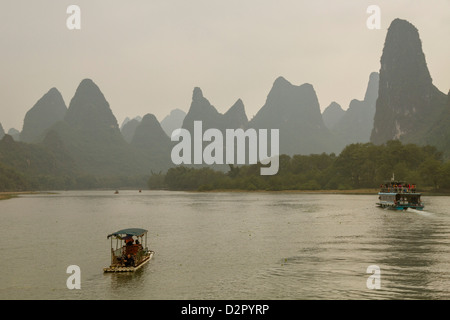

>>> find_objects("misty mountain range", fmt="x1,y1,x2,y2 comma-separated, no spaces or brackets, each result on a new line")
0,18,448,189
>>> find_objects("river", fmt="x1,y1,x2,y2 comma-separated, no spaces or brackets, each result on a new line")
0,191,449,300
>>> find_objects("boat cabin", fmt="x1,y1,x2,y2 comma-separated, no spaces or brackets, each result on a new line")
377,180,424,210
104,228,154,272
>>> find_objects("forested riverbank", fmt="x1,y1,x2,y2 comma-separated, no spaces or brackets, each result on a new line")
148,141,450,192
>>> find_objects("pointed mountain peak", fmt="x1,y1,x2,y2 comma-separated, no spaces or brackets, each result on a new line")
225,99,246,119
47,87,61,95
40,87,65,105
226,99,245,114
193,87,204,101
250,76,339,155
253,76,322,125
141,113,159,125
185,87,219,116
20,86,67,143
389,18,418,33
68,79,113,112
273,76,292,88
370,18,446,145
324,102,344,113
266,77,317,109
322,102,345,130
72,79,105,101
381,18,431,85
65,79,119,131
131,113,170,148
224,99,248,129
38,87,64,102
78,78,97,89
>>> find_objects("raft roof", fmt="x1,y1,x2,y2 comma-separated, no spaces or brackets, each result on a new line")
107,228,148,239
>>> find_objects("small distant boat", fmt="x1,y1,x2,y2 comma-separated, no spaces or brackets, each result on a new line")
377,177,424,210
103,228,155,273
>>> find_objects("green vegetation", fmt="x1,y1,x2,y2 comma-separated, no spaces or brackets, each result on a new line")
0,134,150,191
2,135,449,193
148,141,450,192
0,162,29,192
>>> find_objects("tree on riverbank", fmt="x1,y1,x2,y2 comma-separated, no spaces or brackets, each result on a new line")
0,162,29,192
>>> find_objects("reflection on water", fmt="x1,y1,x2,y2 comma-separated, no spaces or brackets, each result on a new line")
376,207,450,299
0,191,449,299
108,267,147,295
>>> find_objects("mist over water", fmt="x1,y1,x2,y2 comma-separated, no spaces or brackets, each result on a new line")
0,191,449,300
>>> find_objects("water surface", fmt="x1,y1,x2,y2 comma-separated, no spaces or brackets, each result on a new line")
0,191,449,299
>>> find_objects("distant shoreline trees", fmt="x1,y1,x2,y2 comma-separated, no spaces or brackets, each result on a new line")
148,141,450,192
2,139,450,192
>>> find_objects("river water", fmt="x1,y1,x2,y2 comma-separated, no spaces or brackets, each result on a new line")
0,190,449,300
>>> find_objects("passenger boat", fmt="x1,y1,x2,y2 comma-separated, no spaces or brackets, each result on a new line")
103,228,155,273
377,178,424,210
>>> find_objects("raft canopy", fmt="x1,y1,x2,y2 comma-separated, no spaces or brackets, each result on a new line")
107,228,148,239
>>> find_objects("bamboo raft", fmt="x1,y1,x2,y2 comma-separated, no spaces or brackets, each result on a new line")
103,228,155,273
103,251,154,273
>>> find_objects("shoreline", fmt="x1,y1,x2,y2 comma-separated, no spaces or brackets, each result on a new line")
0,194,16,200
191,188,380,195
188,188,450,196
0,191,42,201
1,189,449,200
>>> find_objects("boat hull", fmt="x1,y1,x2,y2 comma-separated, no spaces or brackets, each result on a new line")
103,251,154,273
377,203,424,210
377,190,424,211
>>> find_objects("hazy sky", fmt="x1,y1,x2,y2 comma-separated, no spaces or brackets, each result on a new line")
1,0,449,131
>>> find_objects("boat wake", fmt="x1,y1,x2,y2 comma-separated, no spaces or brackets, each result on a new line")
406,208,433,216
